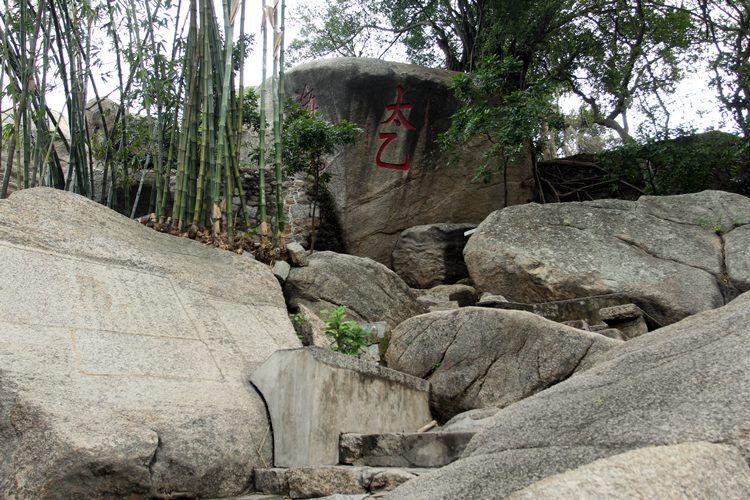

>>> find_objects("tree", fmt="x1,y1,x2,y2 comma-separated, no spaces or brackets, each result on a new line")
548,0,695,141
289,0,484,70
697,0,750,138
439,56,563,202
282,102,361,250
291,0,696,140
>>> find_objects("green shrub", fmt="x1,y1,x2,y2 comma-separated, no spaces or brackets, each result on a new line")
321,306,369,357
598,131,749,196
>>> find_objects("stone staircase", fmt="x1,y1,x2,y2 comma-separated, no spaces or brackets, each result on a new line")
252,430,473,498
240,347,476,499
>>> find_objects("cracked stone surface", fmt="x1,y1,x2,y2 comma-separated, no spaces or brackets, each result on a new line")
464,190,750,325
285,251,426,329
386,290,750,499
0,188,301,498
385,307,621,421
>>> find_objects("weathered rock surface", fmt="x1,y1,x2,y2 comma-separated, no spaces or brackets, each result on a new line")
293,303,333,348
387,290,750,499
464,190,750,325
508,442,750,499
286,251,426,329
392,223,475,288
287,241,309,267
599,303,648,339
386,307,621,421
440,408,499,433
285,58,535,264
0,188,300,498
340,431,474,468
255,466,427,498
416,284,477,308
85,97,120,137
250,347,432,466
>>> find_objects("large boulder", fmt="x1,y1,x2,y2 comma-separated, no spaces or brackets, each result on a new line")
285,251,426,329
85,97,120,137
0,188,300,498
464,190,750,324
387,290,750,499
392,223,475,288
285,58,535,265
386,307,621,421
508,442,750,499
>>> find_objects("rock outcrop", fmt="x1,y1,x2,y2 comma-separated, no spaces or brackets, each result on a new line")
392,223,475,288
85,97,120,137
285,251,426,329
387,290,750,499
285,58,535,265
464,190,750,324
386,307,621,421
0,188,300,498
508,442,750,499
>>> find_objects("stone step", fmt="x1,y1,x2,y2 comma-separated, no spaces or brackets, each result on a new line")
253,465,432,499
250,347,431,467
339,431,475,468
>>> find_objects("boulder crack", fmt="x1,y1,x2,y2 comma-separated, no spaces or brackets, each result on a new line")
613,234,719,278
716,231,741,303
147,431,162,491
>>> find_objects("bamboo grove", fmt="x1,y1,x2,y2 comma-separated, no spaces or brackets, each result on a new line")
0,0,289,246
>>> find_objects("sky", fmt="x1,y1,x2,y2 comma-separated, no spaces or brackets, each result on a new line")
1,0,736,142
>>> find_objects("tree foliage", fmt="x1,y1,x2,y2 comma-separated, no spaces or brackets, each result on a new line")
291,0,697,141
440,56,562,193
598,130,749,195
282,101,361,249
697,1,750,138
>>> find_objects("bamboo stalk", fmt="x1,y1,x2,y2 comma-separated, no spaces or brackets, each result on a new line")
214,0,236,240
274,0,286,240
258,0,269,231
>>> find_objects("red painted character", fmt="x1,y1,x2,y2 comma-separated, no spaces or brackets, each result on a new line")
299,84,318,113
376,85,415,170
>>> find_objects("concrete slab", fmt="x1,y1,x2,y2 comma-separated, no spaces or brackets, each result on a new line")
250,347,432,466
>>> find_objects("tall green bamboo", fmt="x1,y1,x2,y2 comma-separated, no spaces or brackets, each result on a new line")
214,0,236,240
258,0,269,233
273,0,286,241
235,0,246,168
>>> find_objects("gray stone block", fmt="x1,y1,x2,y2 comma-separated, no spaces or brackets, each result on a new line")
287,467,366,498
250,347,432,467
273,260,291,282
287,242,309,267
254,468,290,495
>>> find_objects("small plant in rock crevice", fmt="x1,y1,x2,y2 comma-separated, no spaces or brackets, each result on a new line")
321,306,369,357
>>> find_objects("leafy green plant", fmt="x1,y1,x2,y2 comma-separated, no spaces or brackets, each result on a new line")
321,306,369,357
439,56,562,202
289,313,306,343
598,130,748,196
283,102,361,250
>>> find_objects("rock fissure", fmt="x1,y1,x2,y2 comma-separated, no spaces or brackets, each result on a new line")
147,432,162,491
716,231,741,303
612,234,717,278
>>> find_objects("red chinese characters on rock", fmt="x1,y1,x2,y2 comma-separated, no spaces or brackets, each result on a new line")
299,83,318,113
376,85,416,171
